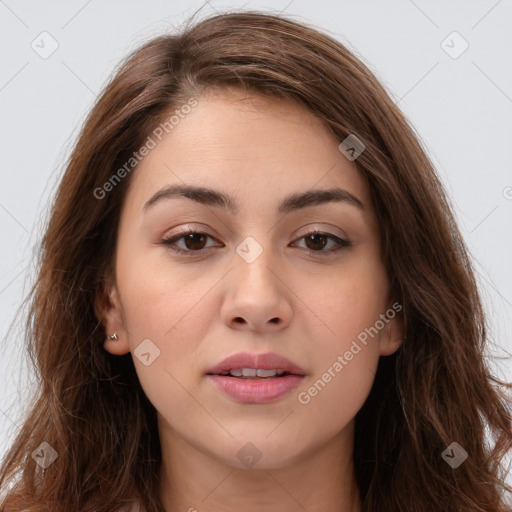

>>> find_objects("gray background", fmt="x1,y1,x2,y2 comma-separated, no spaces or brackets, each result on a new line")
1,0,511,487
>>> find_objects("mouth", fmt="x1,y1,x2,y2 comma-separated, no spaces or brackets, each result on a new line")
206,372,305,404
206,351,307,377
207,368,299,379
205,352,307,404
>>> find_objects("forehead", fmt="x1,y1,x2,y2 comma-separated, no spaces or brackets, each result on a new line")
123,88,373,219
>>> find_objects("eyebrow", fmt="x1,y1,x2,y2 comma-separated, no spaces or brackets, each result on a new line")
143,184,364,215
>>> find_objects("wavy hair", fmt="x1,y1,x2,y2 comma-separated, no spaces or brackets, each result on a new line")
1,9,511,512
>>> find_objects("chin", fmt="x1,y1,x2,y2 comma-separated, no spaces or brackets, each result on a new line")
213,435,307,471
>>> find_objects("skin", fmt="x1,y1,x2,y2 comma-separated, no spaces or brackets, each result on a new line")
101,87,404,512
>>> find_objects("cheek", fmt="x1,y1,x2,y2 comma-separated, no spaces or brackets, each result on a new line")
291,252,388,414
296,249,389,349
114,251,223,418
115,256,217,424
116,245,218,344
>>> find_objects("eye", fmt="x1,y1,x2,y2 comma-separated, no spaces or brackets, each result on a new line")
292,229,352,255
161,229,219,254
160,228,352,256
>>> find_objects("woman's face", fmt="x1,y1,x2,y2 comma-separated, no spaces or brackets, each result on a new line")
102,87,403,470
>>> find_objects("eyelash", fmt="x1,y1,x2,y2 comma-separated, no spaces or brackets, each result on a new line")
160,228,352,257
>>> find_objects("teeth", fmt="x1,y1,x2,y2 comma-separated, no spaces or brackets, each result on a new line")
224,368,286,378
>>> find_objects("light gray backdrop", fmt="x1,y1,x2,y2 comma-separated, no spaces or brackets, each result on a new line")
1,0,511,488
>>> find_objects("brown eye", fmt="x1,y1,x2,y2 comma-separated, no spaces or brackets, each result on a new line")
304,233,329,251
161,229,220,254
182,232,208,250
293,231,352,255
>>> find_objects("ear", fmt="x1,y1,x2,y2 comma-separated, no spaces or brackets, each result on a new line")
378,302,405,357
95,276,131,356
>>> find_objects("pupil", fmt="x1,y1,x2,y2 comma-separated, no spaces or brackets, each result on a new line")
185,233,205,250
306,233,326,250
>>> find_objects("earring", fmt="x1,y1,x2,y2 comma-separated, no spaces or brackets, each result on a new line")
107,332,118,341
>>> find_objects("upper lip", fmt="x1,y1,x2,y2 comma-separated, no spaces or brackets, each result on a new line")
206,352,307,376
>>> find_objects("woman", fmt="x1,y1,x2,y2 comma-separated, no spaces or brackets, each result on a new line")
1,9,511,512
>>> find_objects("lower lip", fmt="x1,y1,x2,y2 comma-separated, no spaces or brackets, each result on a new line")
207,374,305,403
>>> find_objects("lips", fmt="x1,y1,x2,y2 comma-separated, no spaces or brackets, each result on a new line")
206,352,307,404
206,351,307,377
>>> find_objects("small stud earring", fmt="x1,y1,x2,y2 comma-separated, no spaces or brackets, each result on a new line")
107,332,118,341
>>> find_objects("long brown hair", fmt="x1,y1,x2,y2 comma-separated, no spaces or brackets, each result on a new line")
1,9,511,512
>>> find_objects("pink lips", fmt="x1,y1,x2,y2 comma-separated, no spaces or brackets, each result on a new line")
206,352,307,404
206,352,307,376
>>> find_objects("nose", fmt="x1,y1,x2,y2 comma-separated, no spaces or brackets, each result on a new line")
220,242,293,333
